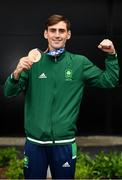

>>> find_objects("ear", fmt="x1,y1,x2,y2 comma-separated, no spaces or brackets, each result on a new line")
44,30,48,39
67,30,71,40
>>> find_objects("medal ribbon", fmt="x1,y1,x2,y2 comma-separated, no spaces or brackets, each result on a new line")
47,48,65,57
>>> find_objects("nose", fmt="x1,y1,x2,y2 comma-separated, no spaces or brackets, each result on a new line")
55,30,60,37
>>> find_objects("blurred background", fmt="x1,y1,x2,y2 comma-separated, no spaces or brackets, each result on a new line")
0,0,122,137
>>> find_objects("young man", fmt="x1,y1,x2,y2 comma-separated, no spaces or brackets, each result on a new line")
4,14,119,179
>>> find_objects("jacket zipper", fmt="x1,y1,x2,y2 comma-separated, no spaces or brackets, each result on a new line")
51,56,57,143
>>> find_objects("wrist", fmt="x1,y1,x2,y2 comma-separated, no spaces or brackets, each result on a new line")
12,69,21,80
108,50,116,55
107,52,117,58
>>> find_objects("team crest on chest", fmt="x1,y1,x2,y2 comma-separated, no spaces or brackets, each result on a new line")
65,69,73,81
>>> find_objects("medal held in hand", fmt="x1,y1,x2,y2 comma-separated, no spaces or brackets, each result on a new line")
28,48,41,62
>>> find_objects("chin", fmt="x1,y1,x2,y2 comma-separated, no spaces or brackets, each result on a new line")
54,46,62,49
52,44,63,49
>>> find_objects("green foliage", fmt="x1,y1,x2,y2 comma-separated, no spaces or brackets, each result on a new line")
92,151,115,179
75,150,122,179
91,151,122,179
0,147,18,167
115,152,122,178
75,151,93,179
5,158,24,179
0,147,24,179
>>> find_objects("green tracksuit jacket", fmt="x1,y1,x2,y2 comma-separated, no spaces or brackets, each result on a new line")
4,51,119,145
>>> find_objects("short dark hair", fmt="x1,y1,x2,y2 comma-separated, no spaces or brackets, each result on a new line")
45,14,71,31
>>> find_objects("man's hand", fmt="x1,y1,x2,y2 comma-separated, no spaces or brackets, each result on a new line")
13,56,33,80
12,48,41,80
98,39,116,55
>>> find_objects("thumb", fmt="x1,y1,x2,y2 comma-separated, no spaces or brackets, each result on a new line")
98,44,102,49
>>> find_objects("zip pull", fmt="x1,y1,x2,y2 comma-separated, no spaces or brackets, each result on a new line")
54,56,57,62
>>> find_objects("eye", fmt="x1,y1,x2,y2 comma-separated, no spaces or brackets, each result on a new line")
59,29,66,33
49,28,56,33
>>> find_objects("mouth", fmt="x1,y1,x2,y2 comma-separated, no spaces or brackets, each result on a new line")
53,40,61,43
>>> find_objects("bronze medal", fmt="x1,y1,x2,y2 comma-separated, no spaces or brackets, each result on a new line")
28,48,41,62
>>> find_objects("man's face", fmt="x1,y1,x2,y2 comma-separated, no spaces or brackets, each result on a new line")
44,21,71,51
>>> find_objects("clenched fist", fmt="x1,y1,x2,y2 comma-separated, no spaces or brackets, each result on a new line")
98,39,116,54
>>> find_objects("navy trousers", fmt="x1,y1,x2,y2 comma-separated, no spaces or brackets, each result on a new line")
24,140,77,179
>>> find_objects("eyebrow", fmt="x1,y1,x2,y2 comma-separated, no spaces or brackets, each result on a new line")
48,28,66,31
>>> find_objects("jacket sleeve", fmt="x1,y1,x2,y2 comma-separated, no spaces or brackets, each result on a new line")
82,53,120,88
4,71,29,97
